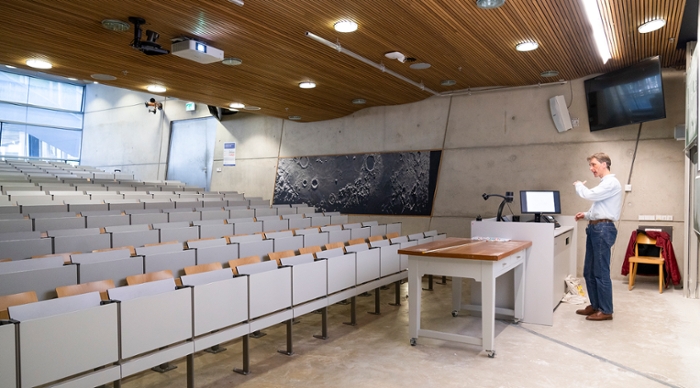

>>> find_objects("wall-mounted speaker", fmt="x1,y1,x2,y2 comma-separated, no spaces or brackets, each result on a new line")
549,95,573,133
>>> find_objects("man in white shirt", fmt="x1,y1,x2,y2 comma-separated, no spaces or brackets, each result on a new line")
573,153,622,321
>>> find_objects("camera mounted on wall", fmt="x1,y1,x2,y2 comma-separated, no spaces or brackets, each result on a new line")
145,98,162,114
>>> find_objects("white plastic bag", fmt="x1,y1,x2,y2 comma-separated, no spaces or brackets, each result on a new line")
562,275,587,305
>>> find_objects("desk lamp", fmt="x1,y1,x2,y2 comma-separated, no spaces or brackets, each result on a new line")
482,191,513,222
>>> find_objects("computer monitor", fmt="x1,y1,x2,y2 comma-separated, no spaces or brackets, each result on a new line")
520,190,561,222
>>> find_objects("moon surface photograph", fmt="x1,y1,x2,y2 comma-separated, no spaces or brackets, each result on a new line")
273,151,441,215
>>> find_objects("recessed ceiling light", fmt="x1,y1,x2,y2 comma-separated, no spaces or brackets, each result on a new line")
5,65,16,69
244,106,261,110
230,102,245,109
334,20,358,33
299,82,316,89
26,59,52,69
409,62,431,70
638,19,666,34
67,77,77,81
101,19,130,32
91,74,117,81
540,70,559,77
476,0,505,9
352,98,366,104
222,57,243,66
288,115,302,120
441,80,457,86
147,84,166,93
515,41,539,51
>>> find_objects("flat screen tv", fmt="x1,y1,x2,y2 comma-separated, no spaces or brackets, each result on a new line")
584,56,666,132
520,190,561,222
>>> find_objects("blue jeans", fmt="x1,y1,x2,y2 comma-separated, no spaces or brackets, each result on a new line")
583,222,617,315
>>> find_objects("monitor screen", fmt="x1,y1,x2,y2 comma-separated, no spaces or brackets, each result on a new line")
584,56,666,132
520,190,561,214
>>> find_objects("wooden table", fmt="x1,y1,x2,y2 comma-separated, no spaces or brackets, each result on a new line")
399,237,531,357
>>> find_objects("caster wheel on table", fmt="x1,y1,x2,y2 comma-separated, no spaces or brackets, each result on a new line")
451,310,458,317
410,338,417,346
487,350,496,358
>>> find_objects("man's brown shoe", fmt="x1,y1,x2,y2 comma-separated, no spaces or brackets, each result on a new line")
576,305,597,316
586,311,613,321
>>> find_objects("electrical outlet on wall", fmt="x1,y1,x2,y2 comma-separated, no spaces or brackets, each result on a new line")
639,215,655,221
571,118,580,127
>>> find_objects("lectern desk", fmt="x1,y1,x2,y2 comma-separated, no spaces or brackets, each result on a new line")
399,238,531,357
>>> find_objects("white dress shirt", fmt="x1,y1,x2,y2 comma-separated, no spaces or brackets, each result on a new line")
575,173,622,221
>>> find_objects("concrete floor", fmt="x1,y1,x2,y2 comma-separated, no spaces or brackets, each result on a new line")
120,276,700,388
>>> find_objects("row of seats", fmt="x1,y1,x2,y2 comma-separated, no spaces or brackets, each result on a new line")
0,220,397,298
0,159,194,190
0,227,444,387
0,213,350,261
0,206,320,234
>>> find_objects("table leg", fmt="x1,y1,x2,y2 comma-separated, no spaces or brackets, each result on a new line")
408,259,421,345
514,260,525,323
452,277,462,315
481,263,496,357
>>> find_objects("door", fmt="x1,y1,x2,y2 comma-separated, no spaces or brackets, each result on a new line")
166,117,217,191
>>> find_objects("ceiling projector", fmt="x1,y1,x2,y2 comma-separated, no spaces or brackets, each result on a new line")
171,38,224,64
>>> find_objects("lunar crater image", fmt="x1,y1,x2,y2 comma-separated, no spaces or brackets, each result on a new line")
273,151,441,215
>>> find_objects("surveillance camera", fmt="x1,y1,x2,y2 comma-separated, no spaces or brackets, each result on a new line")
145,98,162,114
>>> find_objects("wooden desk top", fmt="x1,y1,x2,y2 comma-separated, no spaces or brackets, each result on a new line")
398,237,532,261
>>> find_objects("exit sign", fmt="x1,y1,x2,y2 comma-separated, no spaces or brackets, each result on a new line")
185,102,196,111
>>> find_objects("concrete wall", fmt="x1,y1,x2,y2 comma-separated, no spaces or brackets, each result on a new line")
82,84,216,181
212,70,687,280
82,70,686,280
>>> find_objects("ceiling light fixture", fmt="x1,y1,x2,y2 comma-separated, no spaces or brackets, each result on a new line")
228,0,244,6
581,0,611,64
229,102,245,109
288,115,302,120
244,106,261,110
476,0,505,9
515,41,538,52
540,70,559,77
222,57,243,66
299,81,316,89
5,65,16,69
26,59,52,69
147,84,166,93
638,19,666,34
441,80,457,86
352,98,366,104
101,19,130,32
334,20,358,33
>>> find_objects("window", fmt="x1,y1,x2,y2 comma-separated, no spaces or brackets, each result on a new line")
0,70,84,162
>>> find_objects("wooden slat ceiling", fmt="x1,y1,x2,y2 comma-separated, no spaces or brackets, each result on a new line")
0,0,688,122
